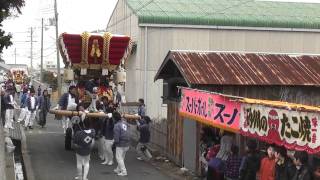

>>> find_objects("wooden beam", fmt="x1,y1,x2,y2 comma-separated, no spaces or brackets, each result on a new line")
49,109,140,120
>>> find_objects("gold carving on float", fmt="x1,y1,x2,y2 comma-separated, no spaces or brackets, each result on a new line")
80,31,90,68
102,32,113,70
90,39,101,64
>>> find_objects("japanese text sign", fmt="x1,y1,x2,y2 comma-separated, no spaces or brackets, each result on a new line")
179,88,241,132
240,104,320,153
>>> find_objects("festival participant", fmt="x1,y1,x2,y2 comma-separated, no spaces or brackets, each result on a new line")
25,88,38,129
137,98,146,117
4,88,16,129
113,112,130,176
100,97,115,165
38,89,51,128
136,116,152,161
17,89,29,123
73,121,95,180
58,85,79,133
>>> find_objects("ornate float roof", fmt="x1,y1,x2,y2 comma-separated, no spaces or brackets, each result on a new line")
59,32,132,70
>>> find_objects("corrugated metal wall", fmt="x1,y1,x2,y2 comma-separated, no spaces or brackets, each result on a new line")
199,85,320,106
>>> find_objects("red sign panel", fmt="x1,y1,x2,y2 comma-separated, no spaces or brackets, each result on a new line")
240,104,320,154
179,88,241,132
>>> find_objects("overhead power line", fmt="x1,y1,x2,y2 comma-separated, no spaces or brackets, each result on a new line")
107,0,155,29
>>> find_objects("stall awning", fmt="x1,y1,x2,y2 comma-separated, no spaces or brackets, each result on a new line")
155,51,320,86
179,87,320,154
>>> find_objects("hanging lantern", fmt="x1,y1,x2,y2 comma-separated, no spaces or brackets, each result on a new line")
116,70,126,83
80,68,87,75
102,69,108,76
63,68,74,81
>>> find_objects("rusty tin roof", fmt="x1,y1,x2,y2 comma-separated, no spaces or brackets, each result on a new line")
155,51,320,86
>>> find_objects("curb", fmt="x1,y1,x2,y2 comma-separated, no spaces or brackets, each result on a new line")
20,125,35,180
0,125,7,180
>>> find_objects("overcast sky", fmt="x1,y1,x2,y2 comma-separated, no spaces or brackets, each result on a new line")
2,0,118,67
3,0,320,68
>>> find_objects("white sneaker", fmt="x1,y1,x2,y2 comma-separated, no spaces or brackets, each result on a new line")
117,172,127,176
113,168,121,174
107,161,113,166
137,157,143,161
101,161,108,165
74,176,80,180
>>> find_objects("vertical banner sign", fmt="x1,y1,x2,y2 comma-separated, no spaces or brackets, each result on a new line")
179,88,241,132
240,104,320,153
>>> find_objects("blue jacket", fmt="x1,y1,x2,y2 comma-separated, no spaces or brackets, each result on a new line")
138,105,146,117
26,96,38,112
20,93,28,108
74,129,96,156
58,93,79,110
113,119,130,147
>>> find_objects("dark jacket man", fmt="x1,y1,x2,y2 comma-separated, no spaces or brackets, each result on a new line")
58,86,79,110
113,113,130,148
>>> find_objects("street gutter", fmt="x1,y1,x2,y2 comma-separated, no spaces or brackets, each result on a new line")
0,123,6,180
21,125,35,180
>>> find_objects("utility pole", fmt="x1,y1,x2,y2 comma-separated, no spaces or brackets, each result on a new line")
30,27,33,70
40,18,44,82
54,0,61,97
14,48,16,64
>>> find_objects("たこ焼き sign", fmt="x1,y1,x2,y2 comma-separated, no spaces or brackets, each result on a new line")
240,104,320,154
179,88,241,132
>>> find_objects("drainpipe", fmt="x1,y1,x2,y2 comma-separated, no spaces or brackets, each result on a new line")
144,27,148,112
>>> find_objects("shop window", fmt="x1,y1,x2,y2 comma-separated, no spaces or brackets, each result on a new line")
162,81,186,103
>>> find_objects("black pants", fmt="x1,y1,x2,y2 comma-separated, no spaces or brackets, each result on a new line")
207,166,224,180
39,110,48,126
1,110,5,126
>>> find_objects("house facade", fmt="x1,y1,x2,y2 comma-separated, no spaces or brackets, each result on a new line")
107,0,320,121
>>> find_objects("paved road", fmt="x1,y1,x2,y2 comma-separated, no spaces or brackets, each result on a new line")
24,114,173,180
